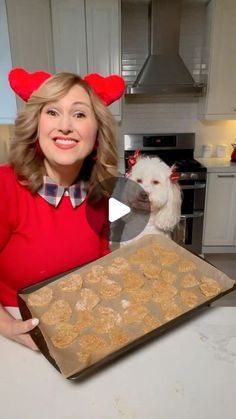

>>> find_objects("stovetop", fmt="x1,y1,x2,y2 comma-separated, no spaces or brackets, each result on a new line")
124,150,207,173
124,133,207,176
161,157,207,173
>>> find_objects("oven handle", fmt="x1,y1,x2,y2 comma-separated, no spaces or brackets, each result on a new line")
180,183,206,190
180,211,204,219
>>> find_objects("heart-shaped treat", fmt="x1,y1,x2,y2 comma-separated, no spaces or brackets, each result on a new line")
84,73,126,105
8,68,51,101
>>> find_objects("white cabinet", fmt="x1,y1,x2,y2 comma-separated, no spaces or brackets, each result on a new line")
51,0,122,120
199,0,236,119
6,0,55,73
0,0,17,123
86,0,121,119
203,172,236,251
1,0,122,121
51,0,87,76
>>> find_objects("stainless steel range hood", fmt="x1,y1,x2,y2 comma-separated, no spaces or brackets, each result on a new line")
126,0,205,96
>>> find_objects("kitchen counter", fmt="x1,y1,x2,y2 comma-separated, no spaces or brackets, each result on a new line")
198,157,236,173
1,306,236,419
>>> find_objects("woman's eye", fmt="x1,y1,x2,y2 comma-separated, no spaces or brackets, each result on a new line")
46,109,58,116
152,180,159,185
74,112,86,118
136,178,143,184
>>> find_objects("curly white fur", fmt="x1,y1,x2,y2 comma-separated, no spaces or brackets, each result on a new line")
119,156,182,246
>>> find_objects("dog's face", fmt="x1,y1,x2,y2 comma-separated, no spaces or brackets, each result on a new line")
128,157,174,211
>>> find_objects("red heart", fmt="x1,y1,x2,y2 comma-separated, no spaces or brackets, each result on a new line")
84,73,126,105
8,68,51,101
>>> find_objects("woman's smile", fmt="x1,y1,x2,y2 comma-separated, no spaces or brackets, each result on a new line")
53,135,79,150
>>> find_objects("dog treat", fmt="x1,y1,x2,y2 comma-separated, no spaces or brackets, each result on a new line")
163,302,182,321
107,257,131,275
123,303,149,324
152,281,178,300
130,288,153,303
51,323,79,348
78,334,108,351
181,273,199,288
85,265,108,284
129,248,153,264
138,263,162,278
41,299,72,325
160,269,177,284
143,314,161,333
120,298,131,308
75,288,100,311
74,311,94,332
160,251,179,266
110,327,130,349
94,306,121,333
179,259,197,272
199,277,222,297
20,234,235,379
100,279,122,298
180,290,199,308
57,273,83,292
123,272,145,290
77,351,91,366
113,257,130,269
151,243,167,256
27,286,53,307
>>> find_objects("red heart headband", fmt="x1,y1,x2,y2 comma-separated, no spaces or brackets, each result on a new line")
8,68,126,106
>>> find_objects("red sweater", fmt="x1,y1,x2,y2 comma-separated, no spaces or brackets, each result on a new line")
0,165,110,306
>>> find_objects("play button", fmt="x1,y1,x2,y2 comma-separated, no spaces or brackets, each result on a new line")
108,197,131,222
85,175,150,244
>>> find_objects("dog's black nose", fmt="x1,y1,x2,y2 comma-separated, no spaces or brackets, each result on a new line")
139,190,149,200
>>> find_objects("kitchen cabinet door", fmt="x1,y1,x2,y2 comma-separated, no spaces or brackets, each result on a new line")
199,0,236,119
203,172,236,246
0,0,17,123
51,0,87,76
6,0,55,73
86,0,122,120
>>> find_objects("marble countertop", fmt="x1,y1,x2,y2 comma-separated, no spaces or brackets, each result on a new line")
1,306,236,419
198,157,236,173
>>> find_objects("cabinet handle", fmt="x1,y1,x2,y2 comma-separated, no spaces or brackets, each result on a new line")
217,174,235,178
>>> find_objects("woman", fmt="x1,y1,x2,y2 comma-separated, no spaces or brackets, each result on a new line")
0,69,125,350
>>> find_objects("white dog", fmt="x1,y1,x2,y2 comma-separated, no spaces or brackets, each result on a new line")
119,156,182,246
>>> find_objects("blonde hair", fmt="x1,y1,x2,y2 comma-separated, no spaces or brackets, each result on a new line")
9,72,119,199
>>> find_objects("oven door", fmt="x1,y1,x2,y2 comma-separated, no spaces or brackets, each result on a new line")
173,180,206,254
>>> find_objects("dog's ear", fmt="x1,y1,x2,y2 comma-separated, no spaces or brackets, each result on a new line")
154,181,182,231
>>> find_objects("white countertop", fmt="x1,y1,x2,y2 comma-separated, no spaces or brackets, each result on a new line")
198,157,236,173
1,306,236,419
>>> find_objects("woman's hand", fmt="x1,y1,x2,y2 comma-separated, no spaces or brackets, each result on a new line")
0,304,39,351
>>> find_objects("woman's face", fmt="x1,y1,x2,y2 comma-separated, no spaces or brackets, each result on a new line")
38,84,98,182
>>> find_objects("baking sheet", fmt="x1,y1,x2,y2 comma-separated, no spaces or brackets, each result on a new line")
18,234,236,379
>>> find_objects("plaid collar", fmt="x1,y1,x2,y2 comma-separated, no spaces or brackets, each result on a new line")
37,175,87,208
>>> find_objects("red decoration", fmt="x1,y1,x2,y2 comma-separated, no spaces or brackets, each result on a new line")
125,148,141,177
170,166,180,182
8,68,51,102
83,73,126,105
8,68,126,105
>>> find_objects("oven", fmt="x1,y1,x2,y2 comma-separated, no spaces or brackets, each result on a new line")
124,133,207,254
